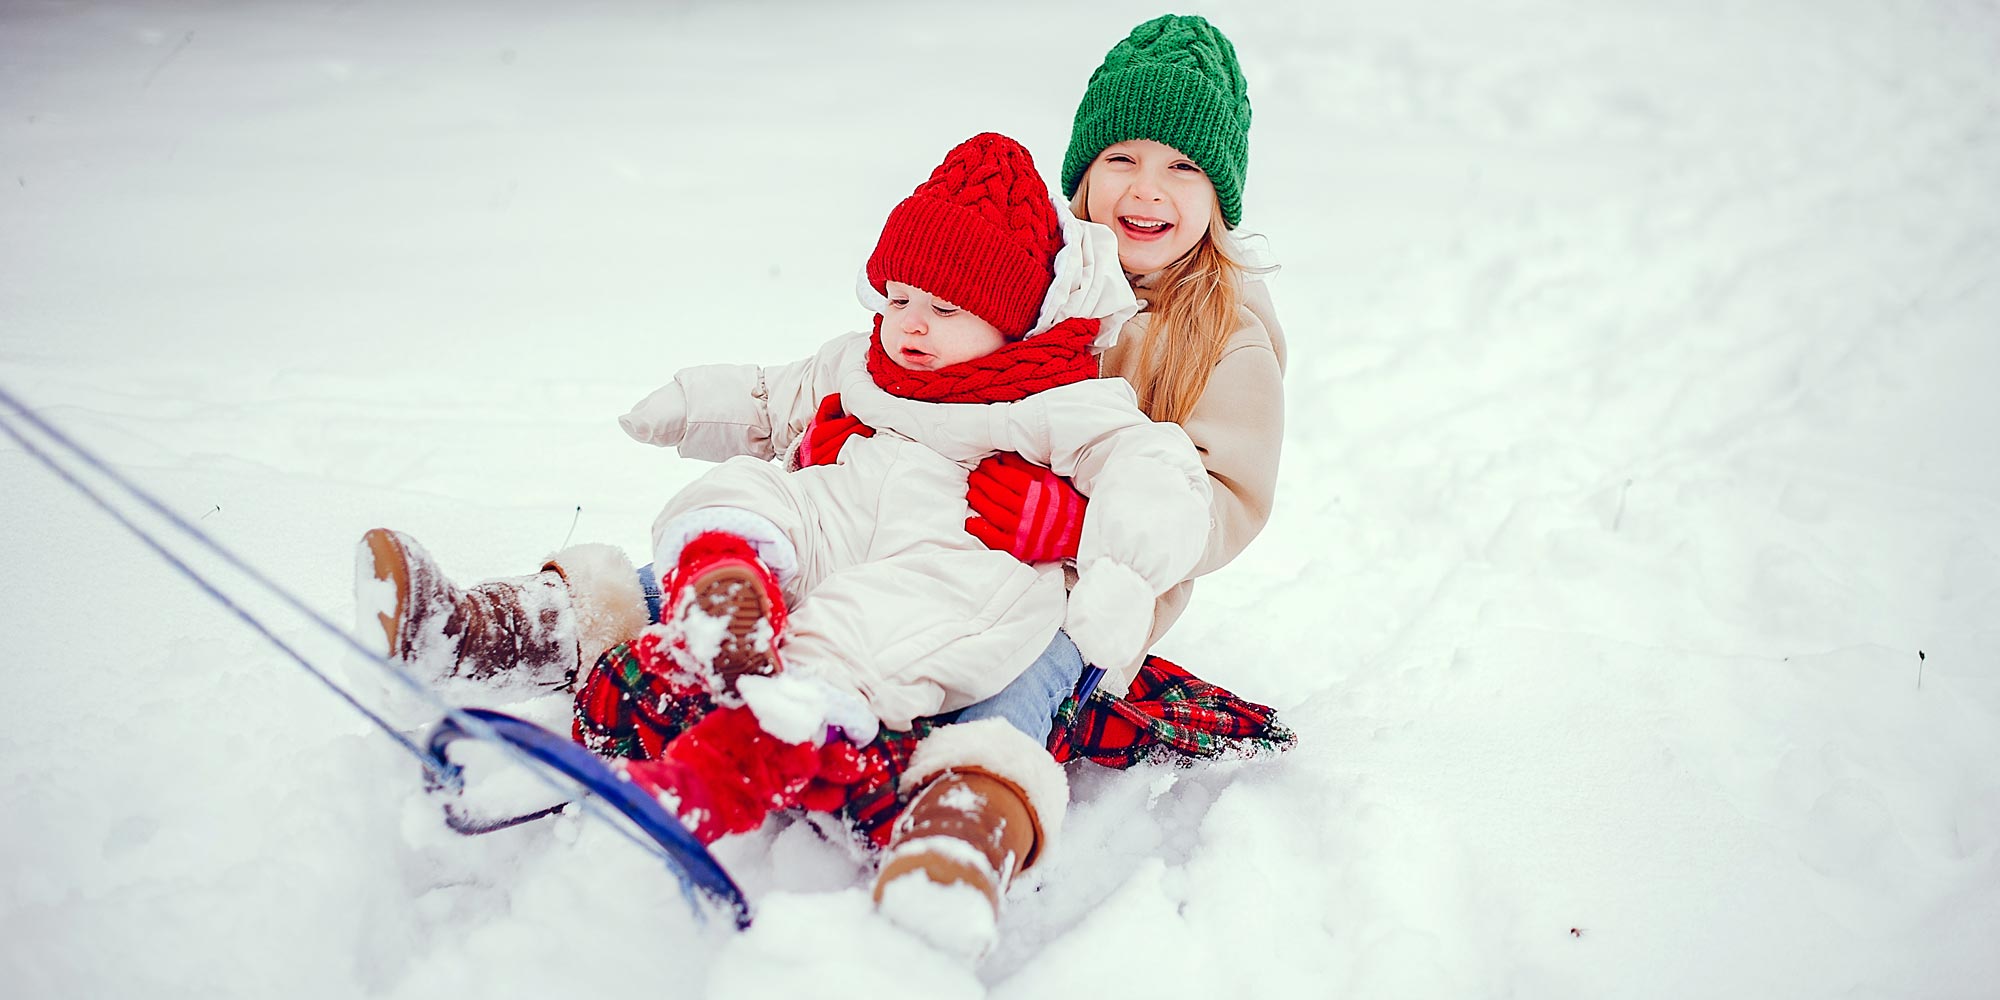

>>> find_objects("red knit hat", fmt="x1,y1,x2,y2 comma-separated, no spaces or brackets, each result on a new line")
866,133,1062,340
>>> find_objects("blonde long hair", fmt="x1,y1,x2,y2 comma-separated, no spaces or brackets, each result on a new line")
1073,188,1256,425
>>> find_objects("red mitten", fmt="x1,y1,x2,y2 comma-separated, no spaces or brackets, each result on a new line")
798,393,875,468
796,738,895,814
965,452,1088,563
619,705,821,844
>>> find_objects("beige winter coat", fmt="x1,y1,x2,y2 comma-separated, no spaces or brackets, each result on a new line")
1102,277,1288,664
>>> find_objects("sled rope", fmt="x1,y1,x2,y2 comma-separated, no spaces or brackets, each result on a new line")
0,383,741,921
0,398,446,775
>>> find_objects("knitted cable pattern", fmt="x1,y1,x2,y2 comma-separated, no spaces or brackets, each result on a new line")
1099,16,1250,126
911,133,1063,265
1061,14,1252,226
867,133,1062,338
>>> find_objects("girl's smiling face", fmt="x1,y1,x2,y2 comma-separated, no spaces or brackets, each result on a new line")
1081,139,1218,275
879,281,1008,370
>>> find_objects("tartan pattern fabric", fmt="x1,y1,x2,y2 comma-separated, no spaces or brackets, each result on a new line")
571,630,714,761
570,640,1293,846
1048,655,1295,767
808,726,929,848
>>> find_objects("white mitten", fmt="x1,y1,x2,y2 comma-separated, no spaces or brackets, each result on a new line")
1064,558,1155,674
736,670,880,747
619,383,688,447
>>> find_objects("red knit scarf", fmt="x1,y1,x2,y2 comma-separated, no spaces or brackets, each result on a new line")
866,313,1101,403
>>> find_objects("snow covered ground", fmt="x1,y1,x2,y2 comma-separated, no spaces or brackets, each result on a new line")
5,1,1998,996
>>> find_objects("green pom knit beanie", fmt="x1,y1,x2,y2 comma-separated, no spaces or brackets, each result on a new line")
1062,14,1252,227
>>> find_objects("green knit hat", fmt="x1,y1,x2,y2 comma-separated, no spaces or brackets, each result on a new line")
1062,14,1252,227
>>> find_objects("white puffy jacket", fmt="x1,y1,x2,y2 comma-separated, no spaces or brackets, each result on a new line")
621,206,1212,728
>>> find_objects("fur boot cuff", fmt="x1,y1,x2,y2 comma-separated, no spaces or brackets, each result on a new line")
899,717,1069,867
545,543,648,669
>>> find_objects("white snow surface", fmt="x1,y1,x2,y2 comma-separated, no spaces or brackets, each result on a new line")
4,1,1998,997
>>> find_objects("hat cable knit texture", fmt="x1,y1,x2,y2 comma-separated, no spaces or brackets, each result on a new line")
1061,14,1252,227
867,133,1062,339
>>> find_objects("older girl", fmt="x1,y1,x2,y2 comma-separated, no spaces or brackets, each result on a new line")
867,14,1286,949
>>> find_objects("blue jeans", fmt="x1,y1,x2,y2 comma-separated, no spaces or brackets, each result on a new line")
638,564,1084,744
947,629,1087,746
638,562,664,624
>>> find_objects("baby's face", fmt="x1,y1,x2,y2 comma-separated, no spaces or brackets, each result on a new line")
879,282,1009,371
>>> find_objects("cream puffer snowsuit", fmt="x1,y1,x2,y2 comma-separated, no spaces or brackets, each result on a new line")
636,336,1208,729
620,210,1212,730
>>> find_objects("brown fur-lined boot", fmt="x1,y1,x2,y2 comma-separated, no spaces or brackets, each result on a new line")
356,528,648,688
871,718,1068,960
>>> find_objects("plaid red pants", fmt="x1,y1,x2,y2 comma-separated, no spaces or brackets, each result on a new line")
573,629,1295,846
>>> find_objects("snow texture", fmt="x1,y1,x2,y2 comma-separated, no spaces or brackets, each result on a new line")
4,1,1999,998
352,543,399,658
737,671,879,748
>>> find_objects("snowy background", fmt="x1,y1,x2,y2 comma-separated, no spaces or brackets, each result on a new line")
5,0,1999,996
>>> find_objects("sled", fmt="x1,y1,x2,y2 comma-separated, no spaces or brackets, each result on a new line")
1,386,752,926
423,708,751,928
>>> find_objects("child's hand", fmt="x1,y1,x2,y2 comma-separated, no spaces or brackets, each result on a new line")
1063,558,1153,673
620,384,687,447
965,452,1087,563
798,393,874,468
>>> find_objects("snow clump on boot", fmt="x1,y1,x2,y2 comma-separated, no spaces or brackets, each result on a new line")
874,842,1001,962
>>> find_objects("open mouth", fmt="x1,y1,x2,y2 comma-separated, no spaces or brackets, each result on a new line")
1118,216,1174,241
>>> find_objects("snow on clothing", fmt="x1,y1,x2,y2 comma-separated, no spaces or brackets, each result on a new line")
629,322,1212,730
572,633,1296,847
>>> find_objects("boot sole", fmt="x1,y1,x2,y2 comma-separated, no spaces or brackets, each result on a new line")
360,528,414,657
686,563,778,691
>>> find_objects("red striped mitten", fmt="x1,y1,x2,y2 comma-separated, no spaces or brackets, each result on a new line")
965,452,1087,563
798,393,875,468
